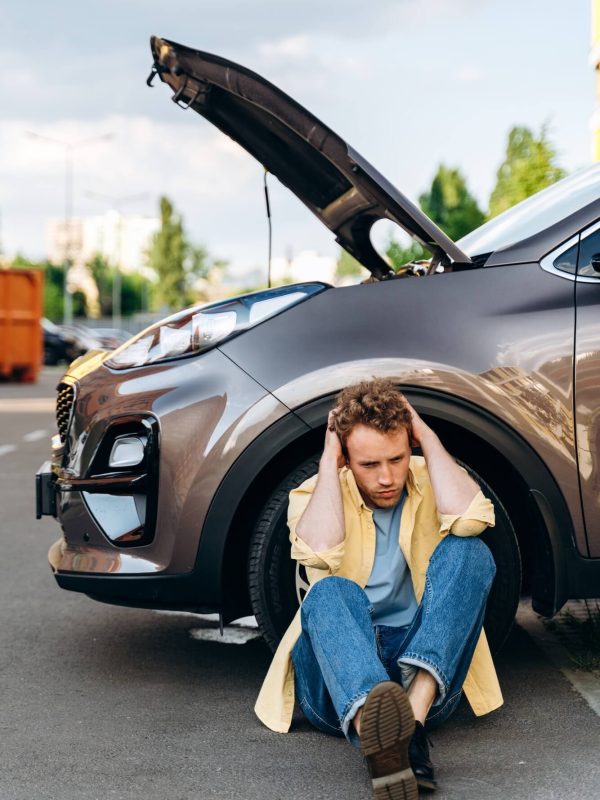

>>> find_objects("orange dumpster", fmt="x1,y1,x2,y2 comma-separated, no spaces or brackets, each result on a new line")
0,268,44,383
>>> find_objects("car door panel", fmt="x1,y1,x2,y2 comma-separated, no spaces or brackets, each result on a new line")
575,224,600,556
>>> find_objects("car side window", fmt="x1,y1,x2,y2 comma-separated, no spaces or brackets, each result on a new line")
578,226,600,278
553,242,579,275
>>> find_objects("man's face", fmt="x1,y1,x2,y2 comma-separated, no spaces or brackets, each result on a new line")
345,424,411,509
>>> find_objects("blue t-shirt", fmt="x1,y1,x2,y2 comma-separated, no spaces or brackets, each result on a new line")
364,491,418,627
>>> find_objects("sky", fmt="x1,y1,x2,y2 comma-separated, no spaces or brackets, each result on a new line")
1,0,594,277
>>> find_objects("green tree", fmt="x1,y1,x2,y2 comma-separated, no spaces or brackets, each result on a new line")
488,125,566,218
121,272,150,316
89,254,113,317
72,290,88,318
147,196,212,310
384,166,482,271
385,240,427,271
43,263,64,321
89,252,155,317
419,165,485,241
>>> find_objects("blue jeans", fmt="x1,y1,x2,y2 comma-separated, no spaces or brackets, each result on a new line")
291,534,496,745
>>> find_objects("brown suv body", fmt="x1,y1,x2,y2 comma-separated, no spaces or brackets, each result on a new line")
37,38,600,652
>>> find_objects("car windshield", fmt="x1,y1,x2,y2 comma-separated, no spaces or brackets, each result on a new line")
457,163,600,257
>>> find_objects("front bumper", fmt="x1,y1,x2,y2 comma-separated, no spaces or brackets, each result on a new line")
47,537,220,612
39,347,290,610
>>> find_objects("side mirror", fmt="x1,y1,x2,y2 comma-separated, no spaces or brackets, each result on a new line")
590,253,600,273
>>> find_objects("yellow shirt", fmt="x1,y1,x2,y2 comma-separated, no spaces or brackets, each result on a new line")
254,456,502,733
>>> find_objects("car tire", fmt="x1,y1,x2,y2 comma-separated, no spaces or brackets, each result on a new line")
248,453,521,656
459,460,522,654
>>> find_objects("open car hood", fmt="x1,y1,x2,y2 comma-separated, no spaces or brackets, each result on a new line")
149,36,472,279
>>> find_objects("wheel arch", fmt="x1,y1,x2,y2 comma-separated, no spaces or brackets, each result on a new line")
197,387,576,620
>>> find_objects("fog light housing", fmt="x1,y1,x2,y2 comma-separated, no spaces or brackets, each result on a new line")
83,492,145,543
109,436,146,469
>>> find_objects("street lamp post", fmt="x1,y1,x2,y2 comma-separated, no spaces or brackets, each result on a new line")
27,131,113,325
85,191,148,327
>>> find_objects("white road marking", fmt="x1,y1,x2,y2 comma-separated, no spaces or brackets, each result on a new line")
0,398,55,413
154,610,220,621
23,429,49,442
153,610,258,627
153,610,260,644
189,627,261,645
233,615,258,628
0,445,17,457
517,602,600,718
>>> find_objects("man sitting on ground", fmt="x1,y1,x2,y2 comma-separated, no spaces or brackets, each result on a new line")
255,378,501,796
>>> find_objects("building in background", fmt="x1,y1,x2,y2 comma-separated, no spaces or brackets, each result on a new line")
46,211,159,317
46,211,159,276
591,0,600,159
46,216,99,314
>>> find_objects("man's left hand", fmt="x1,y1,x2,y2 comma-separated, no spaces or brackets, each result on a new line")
404,399,480,515
405,400,432,448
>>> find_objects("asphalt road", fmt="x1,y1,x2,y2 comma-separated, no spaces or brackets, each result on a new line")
1,367,600,800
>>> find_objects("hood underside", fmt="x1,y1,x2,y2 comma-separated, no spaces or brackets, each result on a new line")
149,36,472,279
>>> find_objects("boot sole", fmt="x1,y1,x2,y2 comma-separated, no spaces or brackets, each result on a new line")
416,775,437,792
360,681,418,800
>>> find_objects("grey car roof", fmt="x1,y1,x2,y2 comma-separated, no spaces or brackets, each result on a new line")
483,198,600,266
459,164,600,266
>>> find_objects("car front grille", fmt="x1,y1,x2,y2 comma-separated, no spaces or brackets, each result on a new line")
56,383,75,444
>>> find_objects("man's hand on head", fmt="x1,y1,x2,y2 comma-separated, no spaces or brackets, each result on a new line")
295,409,347,551
403,399,479,515
323,410,346,470
404,400,434,449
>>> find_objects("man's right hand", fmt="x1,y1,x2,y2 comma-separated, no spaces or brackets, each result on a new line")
295,410,347,551
323,410,346,469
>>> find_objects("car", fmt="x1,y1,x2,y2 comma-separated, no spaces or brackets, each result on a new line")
36,36,600,657
58,323,105,354
90,328,132,350
41,318,79,366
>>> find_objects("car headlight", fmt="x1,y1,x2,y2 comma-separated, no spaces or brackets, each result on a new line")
106,283,328,369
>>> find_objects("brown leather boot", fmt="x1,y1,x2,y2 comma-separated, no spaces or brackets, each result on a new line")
360,681,418,800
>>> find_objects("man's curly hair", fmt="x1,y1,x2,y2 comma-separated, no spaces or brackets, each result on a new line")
331,378,412,451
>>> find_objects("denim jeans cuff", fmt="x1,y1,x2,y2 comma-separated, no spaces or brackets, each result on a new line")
397,656,448,707
341,693,368,746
